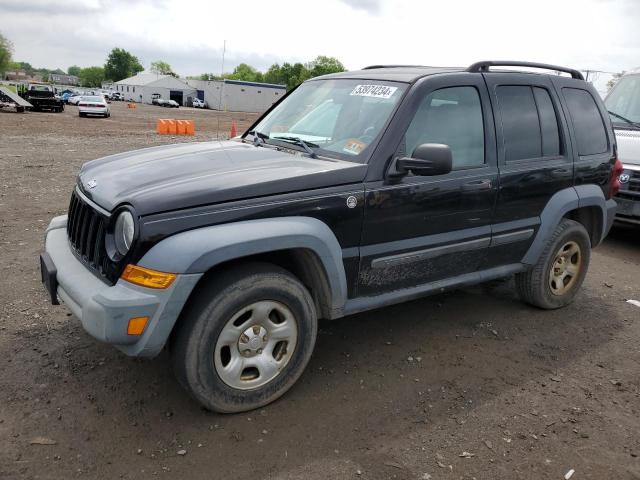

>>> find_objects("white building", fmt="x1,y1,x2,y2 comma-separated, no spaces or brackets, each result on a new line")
185,78,286,113
114,73,197,106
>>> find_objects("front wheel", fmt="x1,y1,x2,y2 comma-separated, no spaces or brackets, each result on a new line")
515,219,591,309
171,263,318,413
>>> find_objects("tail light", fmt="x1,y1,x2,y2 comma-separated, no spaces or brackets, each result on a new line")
609,155,624,198
78,103,87,107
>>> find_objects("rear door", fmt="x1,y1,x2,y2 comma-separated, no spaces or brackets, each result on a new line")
358,73,499,296
482,74,574,267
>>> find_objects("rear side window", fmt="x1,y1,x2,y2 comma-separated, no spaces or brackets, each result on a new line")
496,86,561,161
563,88,608,156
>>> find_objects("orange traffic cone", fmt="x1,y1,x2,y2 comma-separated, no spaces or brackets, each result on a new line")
230,120,237,138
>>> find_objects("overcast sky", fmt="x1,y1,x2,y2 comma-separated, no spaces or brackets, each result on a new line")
1,0,639,85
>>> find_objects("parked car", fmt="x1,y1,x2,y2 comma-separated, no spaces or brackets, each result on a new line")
604,68,640,225
67,94,83,105
77,95,110,118
192,98,205,108
111,92,123,101
40,61,620,413
151,94,179,108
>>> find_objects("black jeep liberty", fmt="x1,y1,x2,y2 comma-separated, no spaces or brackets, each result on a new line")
40,61,622,412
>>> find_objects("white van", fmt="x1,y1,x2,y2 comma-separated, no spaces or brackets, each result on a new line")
605,69,640,225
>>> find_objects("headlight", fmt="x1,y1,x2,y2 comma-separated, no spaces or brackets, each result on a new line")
114,211,135,255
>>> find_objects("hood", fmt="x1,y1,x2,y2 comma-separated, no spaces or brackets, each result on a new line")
78,140,367,215
615,128,640,168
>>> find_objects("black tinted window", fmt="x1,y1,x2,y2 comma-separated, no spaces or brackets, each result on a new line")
404,86,484,169
497,86,541,161
533,87,561,156
563,88,608,156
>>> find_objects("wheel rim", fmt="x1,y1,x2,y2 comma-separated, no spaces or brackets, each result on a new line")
214,300,298,390
548,240,582,296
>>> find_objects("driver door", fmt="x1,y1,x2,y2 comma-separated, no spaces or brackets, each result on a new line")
358,74,498,296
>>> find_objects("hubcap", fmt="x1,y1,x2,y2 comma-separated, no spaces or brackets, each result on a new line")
214,301,298,390
549,240,582,296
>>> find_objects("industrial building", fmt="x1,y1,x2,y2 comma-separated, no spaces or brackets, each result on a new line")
114,73,197,106
185,78,286,113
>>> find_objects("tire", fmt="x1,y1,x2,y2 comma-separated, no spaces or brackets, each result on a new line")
171,262,318,413
79,112,85,117
515,219,591,309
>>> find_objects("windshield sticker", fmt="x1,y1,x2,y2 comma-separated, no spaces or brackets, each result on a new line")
343,139,366,155
350,84,398,99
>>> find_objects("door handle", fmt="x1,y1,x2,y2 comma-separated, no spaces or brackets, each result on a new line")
462,179,492,191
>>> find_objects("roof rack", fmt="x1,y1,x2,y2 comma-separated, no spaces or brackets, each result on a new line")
362,65,426,70
467,61,584,80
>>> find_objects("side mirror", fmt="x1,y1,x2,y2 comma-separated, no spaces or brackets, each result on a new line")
389,143,453,178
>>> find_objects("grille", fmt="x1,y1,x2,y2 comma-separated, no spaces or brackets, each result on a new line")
625,170,640,193
66,190,109,279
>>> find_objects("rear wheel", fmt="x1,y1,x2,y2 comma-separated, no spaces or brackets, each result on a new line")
515,219,591,309
171,263,318,413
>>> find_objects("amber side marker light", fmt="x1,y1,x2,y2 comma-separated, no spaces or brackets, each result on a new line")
121,264,177,289
127,316,149,336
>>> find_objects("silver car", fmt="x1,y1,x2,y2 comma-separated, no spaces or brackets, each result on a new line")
605,69,640,225
78,95,111,118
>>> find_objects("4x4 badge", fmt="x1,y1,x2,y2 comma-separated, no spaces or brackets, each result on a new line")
86,179,97,189
346,196,357,208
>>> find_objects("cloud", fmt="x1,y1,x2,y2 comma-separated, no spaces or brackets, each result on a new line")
338,0,382,13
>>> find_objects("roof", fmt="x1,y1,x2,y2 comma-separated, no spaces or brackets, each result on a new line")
316,66,464,83
223,79,286,90
115,73,167,86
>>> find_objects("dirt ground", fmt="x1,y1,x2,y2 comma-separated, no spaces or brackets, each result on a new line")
1,102,639,480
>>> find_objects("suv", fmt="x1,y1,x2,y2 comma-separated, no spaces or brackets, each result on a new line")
40,61,620,413
604,68,640,224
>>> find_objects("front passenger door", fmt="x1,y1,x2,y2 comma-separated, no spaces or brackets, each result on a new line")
359,75,498,296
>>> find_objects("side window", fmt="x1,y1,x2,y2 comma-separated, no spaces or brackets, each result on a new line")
563,88,608,156
496,85,562,161
533,87,561,156
404,86,484,169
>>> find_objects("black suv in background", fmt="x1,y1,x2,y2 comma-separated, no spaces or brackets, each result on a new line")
41,61,621,412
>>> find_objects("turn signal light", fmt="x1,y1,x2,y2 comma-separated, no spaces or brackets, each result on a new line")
127,316,149,336
121,264,176,289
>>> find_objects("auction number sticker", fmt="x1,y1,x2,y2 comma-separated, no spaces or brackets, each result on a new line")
350,84,398,99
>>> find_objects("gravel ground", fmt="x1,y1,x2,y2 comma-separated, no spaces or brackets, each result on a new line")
1,102,639,480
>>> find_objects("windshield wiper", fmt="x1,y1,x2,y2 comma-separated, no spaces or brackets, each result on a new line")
608,110,640,128
247,129,269,145
274,136,318,158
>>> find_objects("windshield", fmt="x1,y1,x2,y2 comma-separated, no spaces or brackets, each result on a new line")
605,74,640,126
249,79,407,161
83,96,104,102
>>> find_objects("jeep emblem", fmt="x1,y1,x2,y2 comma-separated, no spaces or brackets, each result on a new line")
619,173,630,184
346,196,357,209
87,179,97,189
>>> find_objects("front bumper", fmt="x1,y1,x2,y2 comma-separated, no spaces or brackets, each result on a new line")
614,196,640,225
42,216,201,357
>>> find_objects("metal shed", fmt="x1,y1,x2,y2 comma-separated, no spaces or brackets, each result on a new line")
185,78,286,113
114,73,197,106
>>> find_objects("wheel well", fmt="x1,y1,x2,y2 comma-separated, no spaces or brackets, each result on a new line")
189,249,333,320
564,206,602,246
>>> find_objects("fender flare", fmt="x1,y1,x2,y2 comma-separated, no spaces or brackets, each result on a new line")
138,216,349,315
522,185,610,265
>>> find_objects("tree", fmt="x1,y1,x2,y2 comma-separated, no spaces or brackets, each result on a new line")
67,65,82,77
225,63,263,83
306,55,345,78
150,60,174,76
79,66,105,87
0,32,13,74
104,48,143,82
